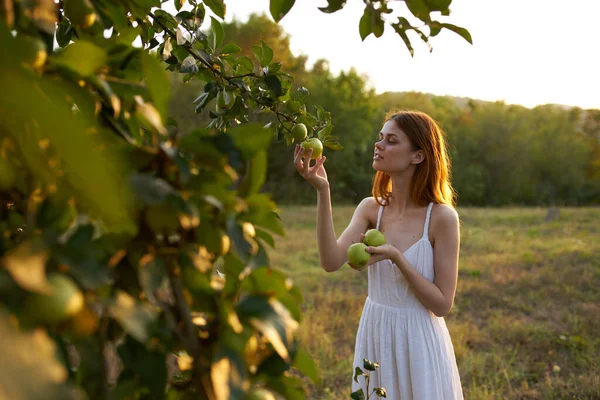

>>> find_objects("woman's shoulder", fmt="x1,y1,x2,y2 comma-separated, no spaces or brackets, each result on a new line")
354,197,382,225
430,203,459,229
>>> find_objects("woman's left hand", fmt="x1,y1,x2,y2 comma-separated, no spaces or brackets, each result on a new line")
366,243,401,265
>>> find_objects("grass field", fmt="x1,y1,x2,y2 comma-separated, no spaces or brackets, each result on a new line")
268,206,600,399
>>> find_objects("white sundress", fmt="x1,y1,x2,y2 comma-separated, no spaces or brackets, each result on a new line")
351,202,463,399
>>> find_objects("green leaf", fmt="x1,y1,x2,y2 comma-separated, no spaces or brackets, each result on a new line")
221,44,241,54
109,291,158,343
174,0,186,11
236,55,254,74
153,9,178,29
374,387,388,397
373,12,384,38
260,39,274,67
351,389,366,400
393,21,415,57
203,0,226,19
323,141,343,151
52,40,106,77
221,252,245,296
429,20,442,36
363,358,379,371
2,239,49,293
265,375,305,400
251,44,263,66
0,312,80,399
236,295,298,363
270,0,296,22
130,174,175,205
264,74,282,97
211,16,224,50
239,150,267,197
140,51,170,118
353,366,365,383
117,336,167,396
359,8,373,41
424,0,451,12
405,0,431,21
180,55,199,73
228,122,272,159
138,255,168,306
318,0,347,13
441,22,473,44
59,224,111,290
55,19,73,48
212,345,249,400
292,348,321,386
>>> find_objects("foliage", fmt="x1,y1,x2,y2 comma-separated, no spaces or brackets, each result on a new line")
351,358,387,399
0,0,470,398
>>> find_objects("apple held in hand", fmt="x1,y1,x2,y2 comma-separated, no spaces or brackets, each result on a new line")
301,137,323,160
347,243,370,270
363,229,386,247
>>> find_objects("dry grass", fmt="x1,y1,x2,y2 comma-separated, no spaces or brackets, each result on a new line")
269,206,600,399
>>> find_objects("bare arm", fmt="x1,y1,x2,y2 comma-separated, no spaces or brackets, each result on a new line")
293,145,371,272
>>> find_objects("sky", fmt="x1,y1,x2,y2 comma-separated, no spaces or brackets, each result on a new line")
168,0,600,110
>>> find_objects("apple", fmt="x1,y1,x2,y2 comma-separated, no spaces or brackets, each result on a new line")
347,243,370,269
290,123,307,142
23,274,84,324
363,229,386,247
301,137,323,160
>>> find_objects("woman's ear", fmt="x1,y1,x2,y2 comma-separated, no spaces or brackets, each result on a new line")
412,150,425,165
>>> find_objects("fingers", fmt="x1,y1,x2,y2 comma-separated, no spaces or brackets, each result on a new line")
293,145,304,174
302,148,313,176
366,246,379,254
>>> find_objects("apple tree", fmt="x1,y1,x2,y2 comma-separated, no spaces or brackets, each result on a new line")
0,0,470,398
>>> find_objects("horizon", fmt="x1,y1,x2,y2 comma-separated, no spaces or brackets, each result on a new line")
164,0,600,111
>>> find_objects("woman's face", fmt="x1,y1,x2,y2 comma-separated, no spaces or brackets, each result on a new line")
373,120,423,174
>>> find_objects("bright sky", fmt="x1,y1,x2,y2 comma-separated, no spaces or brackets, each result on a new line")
170,0,600,110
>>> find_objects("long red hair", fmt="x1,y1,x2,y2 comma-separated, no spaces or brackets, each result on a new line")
372,110,456,207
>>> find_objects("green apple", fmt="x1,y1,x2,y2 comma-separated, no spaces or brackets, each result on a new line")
245,388,276,400
290,123,307,142
363,229,386,247
301,137,323,160
23,274,84,324
347,243,370,269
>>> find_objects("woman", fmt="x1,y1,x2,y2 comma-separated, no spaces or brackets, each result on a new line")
293,110,463,399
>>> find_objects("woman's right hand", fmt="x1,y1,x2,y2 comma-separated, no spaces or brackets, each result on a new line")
293,145,329,191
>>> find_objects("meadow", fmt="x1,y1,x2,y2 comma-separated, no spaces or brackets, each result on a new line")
270,206,600,399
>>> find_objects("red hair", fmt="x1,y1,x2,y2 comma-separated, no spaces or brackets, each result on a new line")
372,110,456,207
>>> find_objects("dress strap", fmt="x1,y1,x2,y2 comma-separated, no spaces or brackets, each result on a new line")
376,202,385,230
423,202,434,239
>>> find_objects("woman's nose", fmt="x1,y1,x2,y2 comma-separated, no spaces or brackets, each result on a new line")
375,141,384,150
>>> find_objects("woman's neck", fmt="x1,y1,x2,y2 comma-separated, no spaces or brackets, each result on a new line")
387,173,420,214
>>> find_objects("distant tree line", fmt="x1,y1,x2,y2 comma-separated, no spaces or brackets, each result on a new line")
169,13,600,206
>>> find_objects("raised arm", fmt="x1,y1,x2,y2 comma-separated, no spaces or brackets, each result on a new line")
293,145,372,272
